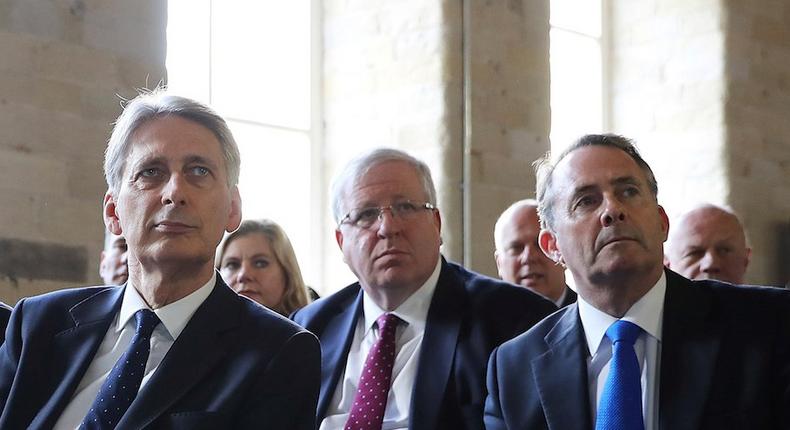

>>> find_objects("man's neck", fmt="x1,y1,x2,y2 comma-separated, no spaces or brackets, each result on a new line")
127,261,215,309
576,265,664,318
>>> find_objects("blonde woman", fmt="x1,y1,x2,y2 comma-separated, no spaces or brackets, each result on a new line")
217,219,311,315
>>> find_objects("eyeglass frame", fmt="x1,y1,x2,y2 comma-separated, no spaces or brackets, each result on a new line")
338,200,437,229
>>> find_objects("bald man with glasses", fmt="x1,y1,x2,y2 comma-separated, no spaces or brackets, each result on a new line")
293,148,556,430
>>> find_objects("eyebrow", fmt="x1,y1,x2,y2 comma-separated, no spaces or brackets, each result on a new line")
571,175,642,195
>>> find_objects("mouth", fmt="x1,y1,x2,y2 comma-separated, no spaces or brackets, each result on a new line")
597,236,637,252
154,220,196,233
520,273,545,284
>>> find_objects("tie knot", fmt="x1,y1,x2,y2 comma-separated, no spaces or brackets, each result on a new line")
134,309,160,338
606,319,641,345
376,312,400,335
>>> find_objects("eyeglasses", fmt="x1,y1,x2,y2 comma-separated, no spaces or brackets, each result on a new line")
339,201,437,229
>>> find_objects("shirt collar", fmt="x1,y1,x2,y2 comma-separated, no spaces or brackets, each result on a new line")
117,272,217,341
362,257,442,335
555,287,569,307
578,270,666,357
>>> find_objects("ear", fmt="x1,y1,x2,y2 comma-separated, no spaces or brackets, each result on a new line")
494,250,505,277
225,186,243,232
663,254,671,268
432,208,442,234
658,205,670,242
103,192,123,235
335,228,344,250
539,229,560,263
744,246,752,269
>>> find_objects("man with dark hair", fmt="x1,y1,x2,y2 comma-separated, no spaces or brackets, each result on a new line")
294,148,556,430
485,134,790,429
0,91,320,429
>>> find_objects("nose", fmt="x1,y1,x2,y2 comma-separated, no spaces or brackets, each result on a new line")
600,195,626,227
161,174,188,206
519,243,541,264
699,251,720,275
376,208,403,237
235,262,254,284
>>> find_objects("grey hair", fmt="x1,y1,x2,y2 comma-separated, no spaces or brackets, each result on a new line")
104,89,240,195
330,148,438,224
493,198,539,251
534,133,658,231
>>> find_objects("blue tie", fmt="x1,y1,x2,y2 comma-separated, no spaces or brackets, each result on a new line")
81,309,160,430
595,320,644,430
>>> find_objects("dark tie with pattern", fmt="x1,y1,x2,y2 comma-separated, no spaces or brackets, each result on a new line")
345,312,401,430
595,319,645,430
80,309,160,430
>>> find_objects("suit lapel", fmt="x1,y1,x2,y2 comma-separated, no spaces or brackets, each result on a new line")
409,262,462,430
316,288,363,421
658,271,721,430
117,280,241,430
532,304,591,430
31,287,124,429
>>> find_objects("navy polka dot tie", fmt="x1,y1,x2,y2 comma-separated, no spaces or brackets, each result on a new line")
345,312,401,430
80,309,160,430
595,319,644,430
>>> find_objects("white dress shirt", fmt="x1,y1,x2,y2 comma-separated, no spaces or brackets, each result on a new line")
319,258,442,430
53,273,217,430
578,271,666,430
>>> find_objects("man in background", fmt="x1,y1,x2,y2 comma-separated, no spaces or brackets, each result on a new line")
494,199,576,307
665,204,751,284
99,230,128,286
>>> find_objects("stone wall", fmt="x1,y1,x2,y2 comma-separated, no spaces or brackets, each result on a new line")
0,0,166,303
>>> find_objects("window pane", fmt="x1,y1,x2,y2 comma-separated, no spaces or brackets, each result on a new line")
550,0,601,37
229,121,314,285
212,0,311,129
550,28,602,153
166,0,211,102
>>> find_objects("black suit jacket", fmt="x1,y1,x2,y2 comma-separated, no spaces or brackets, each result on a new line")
293,258,557,430
0,303,11,345
484,269,790,430
559,286,577,308
0,278,321,429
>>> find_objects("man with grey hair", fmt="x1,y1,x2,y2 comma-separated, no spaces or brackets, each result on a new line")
665,204,751,284
293,148,556,430
485,134,790,429
0,90,320,429
494,199,575,307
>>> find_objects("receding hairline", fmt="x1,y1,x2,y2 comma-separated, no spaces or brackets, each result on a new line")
494,199,540,250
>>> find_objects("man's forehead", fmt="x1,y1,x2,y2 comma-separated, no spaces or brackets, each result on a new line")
554,147,647,191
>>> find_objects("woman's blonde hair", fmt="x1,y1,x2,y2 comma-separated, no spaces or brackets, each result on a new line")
216,219,311,315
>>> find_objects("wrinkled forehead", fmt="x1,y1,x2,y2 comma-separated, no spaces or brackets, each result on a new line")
343,161,427,206
553,146,649,195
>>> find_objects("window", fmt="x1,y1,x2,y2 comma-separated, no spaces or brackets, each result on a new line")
549,0,604,153
167,0,320,287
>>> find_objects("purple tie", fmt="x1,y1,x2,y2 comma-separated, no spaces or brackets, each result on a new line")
345,312,401,430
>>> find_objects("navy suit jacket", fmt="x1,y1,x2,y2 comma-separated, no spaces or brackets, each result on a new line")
0,278,321,430
484,269,790,430
0,303,10,345
293,258,557,430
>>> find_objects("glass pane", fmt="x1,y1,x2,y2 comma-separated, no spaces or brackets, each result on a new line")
550,0,601,37
550,28,603,153
212,0,311,129
228,121,314,285
166,0,211,102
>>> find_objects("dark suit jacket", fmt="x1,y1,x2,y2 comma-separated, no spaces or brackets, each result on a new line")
0,303,11,345
559,286,577,308
484,269,790,430
0,278,321,430
293,258,557,430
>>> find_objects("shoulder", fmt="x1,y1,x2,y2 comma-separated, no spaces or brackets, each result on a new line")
668,270,790,314
13,286,115,320
497,305,573,359
442,260,557,316
291,282,360,327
